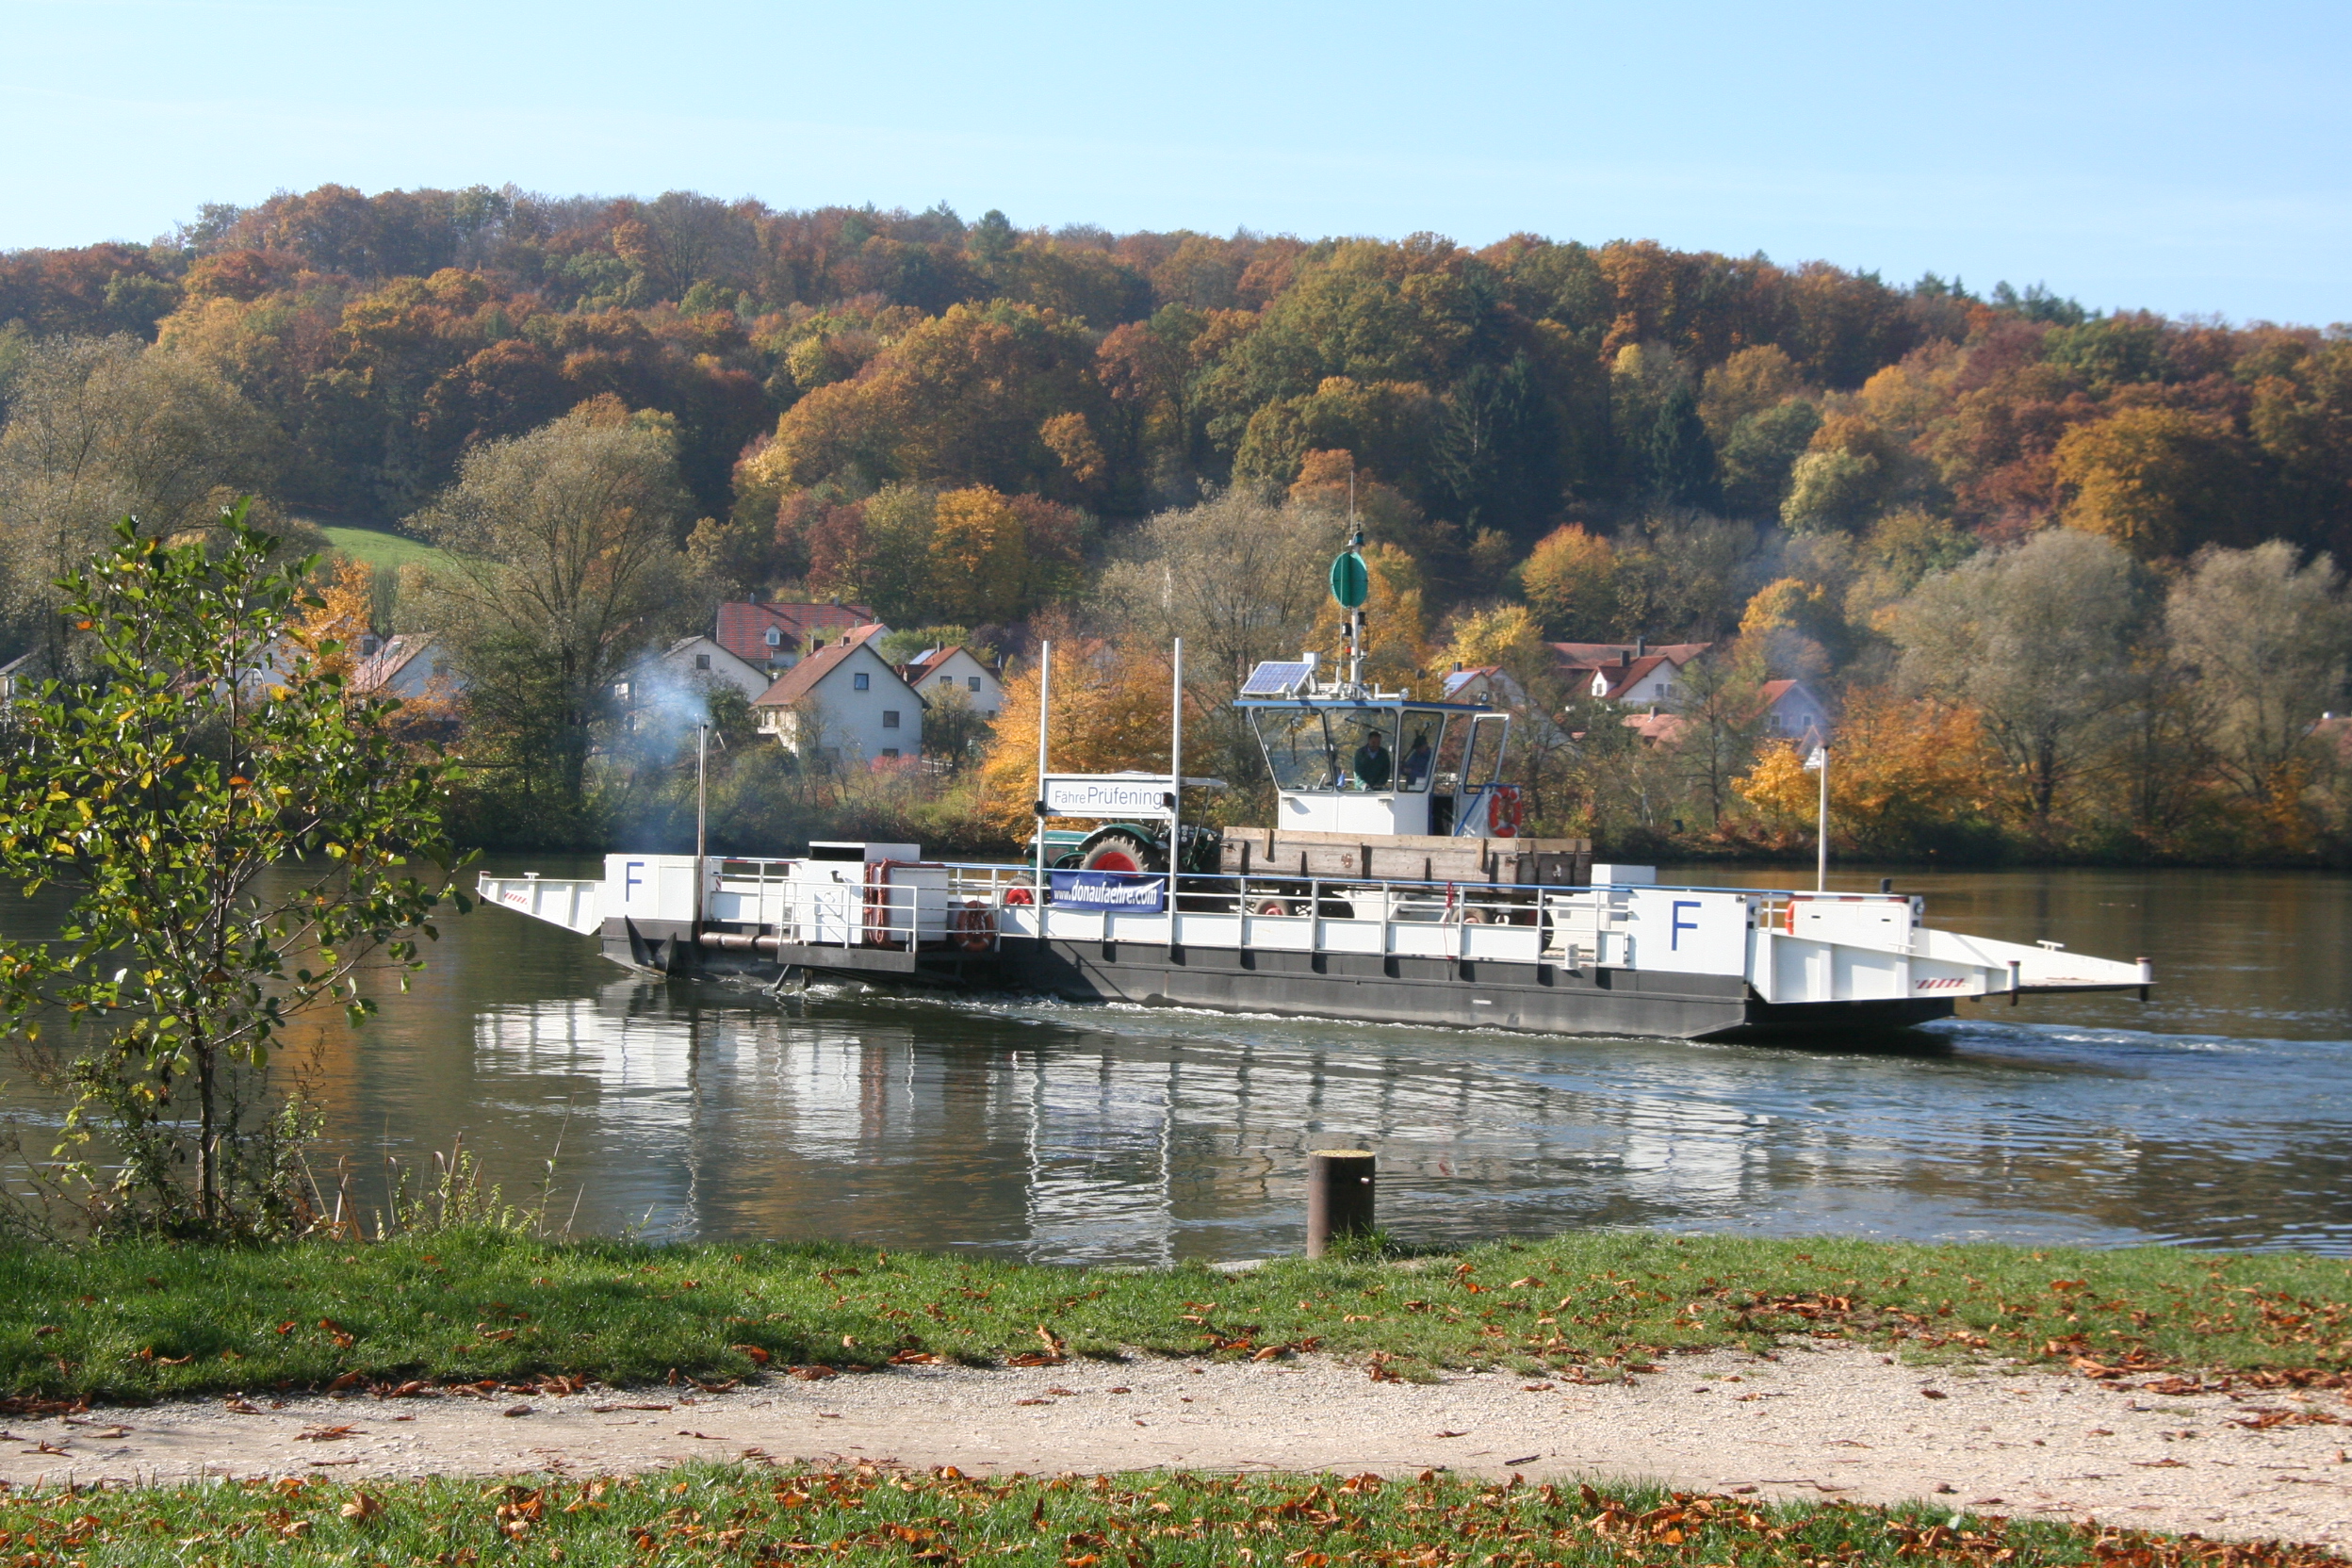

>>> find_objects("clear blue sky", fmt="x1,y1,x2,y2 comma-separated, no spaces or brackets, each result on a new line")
5,0,2346,325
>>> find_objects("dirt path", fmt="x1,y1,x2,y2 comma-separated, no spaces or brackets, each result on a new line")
7,1346,2348,1546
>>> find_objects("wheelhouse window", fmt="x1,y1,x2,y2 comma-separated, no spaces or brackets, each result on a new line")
1396,710,1445,792
1250,707,1335,791
1250,706,1401,792
1331,707,1398,791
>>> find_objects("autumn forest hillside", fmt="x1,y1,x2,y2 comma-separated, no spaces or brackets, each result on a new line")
4,183,2349,861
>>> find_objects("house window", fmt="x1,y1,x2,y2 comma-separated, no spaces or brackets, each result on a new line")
880,747,900,759
853,671,871,691
882,710,900,728
939,674,953,686
694,653,710,670
764,628,781,647
968,676,981,692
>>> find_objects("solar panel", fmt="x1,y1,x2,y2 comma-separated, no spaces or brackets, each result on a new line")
1241,660,1314,696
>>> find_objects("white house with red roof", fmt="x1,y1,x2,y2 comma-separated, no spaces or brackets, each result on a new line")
900,645,1004,720
1551,640,1710,707
750,636,922,763
714,599,886,675
1580,651,1683,705
1621,677,1832,747
1756,678,1831,743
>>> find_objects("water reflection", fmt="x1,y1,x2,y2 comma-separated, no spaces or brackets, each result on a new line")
5,860,2350,1260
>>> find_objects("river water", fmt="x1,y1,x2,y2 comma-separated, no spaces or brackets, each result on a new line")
7,861,2350,1261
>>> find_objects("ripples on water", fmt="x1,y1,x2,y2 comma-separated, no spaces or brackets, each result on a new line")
8,862,2350,1260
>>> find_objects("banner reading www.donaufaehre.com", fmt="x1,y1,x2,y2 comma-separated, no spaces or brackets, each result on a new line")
1048,870,1168,912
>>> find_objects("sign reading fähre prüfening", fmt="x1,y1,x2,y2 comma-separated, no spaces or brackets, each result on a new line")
1041,773,1174,819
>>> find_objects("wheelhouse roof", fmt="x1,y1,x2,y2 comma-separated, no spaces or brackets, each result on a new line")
1234,694,1497,714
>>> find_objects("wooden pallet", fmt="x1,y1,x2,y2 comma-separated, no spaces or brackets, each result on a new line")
1216,827,1590,886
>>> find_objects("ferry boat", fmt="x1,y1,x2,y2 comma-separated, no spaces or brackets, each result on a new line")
481,651,2153,1043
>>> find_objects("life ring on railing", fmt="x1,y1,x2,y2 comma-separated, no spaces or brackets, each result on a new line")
1004,885,1036,906
1486,785,1524,837
1250,897,1293,918
951,901,998,952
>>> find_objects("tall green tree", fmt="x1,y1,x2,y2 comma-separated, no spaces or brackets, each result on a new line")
414,400,694,817
0,508,461,1236
1895,527,2147,830
1647,383,1719,509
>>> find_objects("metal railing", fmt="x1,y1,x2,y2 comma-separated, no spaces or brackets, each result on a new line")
681,858,1925,970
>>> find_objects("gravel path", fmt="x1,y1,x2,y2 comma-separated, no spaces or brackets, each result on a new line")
7,1346,2348,1546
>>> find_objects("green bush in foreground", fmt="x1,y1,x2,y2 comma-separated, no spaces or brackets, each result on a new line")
5,1231,2349,1406
0,1463,2330,1568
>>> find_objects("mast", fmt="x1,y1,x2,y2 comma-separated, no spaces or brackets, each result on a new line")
1169,636,1183,877
1033,640,1053,910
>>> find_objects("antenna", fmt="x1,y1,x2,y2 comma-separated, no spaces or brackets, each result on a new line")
1327,508,1370,694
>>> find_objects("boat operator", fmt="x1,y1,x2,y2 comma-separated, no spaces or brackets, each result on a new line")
1398,730,1431,789
1353,727,1393,790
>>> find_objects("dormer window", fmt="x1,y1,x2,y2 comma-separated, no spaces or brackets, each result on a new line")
763,628,781,648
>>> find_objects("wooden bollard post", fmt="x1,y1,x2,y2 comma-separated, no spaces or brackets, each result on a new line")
1306,1149,1376,1258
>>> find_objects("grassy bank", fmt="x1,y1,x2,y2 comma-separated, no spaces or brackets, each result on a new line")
0,1462,2328,1568
4,1231,2348,1409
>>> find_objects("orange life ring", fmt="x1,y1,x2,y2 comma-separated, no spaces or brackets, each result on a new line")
952,901,997,952
1487,785,1525,837
1250,897,1292,918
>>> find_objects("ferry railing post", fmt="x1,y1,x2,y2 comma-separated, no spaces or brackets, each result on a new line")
1306,1149,1376,1258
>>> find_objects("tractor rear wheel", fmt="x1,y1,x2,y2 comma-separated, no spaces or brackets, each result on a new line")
1077,827,1165,874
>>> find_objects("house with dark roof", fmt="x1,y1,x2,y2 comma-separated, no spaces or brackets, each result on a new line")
1549,640,1711,668
351,632,460,702
714,600,886,674
1439,664,1527,708
750,636,922,763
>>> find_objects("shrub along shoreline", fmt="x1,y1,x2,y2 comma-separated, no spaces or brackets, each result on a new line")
5,1231,2347,1410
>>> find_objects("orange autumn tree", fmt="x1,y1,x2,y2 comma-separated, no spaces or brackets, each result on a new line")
1735,686,2005,857
1306,543,1429,691
291,557,375,680
976,629,1185,843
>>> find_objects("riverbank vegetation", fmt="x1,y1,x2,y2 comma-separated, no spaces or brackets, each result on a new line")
5,186,2351,863
6,1462,2318,1568
0,516,463,1242
5,1231,2348,1408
